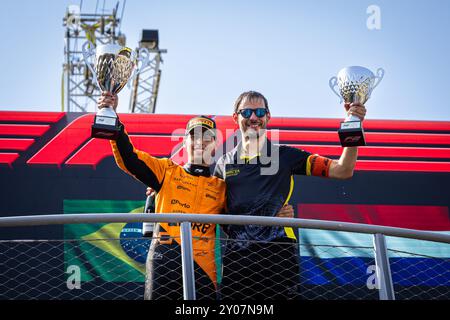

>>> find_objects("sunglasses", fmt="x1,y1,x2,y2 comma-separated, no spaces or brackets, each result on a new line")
237,108,269,119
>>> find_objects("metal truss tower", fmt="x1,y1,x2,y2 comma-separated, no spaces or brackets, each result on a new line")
62,1,126,112
129,30,167,114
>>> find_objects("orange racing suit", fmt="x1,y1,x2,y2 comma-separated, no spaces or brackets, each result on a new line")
111,123,226,298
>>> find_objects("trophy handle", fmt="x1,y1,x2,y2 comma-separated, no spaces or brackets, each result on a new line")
372,67,385,90
127,47,151,88
82,40,98,86
329,76,343,104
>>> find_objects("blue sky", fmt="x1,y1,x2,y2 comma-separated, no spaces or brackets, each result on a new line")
0,0,449,121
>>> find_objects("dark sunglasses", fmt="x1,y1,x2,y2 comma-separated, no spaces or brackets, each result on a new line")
237,108,269,119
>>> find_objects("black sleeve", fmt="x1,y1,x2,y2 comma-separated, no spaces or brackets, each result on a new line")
111,122,167,192
282,146,312,175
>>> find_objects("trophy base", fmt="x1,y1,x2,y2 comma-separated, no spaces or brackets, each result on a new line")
338,121,366,147
91,115,120,140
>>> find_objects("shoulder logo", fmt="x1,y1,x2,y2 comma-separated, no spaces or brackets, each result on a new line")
205,193,217,201
226,168,240,177
176,185,191,192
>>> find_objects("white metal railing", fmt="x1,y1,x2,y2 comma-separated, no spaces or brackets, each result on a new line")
1,213,449,300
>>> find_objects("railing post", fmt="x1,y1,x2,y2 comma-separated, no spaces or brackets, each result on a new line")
373,233,395,300
180,221,196,300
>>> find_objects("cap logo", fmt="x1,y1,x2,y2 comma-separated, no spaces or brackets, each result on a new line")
188,118,214,130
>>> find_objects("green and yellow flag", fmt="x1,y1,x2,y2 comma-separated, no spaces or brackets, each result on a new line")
64,200,149,283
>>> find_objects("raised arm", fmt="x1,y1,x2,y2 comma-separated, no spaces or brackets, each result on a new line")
328,102,366,180
98,93,170,192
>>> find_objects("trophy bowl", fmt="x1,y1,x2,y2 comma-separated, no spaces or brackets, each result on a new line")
96,44,134,95
330,66,384,106
329,66,384,147
82,42,149,140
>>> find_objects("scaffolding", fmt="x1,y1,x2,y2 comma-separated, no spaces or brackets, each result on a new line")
62,1,126,112
129,30,167,114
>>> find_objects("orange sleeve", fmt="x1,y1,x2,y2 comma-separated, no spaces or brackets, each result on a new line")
110,126,170,191
306,154,332,178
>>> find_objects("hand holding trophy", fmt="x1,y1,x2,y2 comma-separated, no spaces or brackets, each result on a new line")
82,42,149,140
329,66,384,147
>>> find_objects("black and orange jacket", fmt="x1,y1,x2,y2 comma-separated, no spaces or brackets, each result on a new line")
110,123,226,285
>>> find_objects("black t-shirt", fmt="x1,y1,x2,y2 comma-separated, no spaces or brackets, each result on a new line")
214,139,312,250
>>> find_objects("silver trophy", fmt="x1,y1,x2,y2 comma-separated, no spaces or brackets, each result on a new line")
329,66,384,147
82,42,149,140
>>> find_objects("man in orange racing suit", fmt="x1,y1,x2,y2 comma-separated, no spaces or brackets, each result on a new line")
99,93,225,299
98,93,294,300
